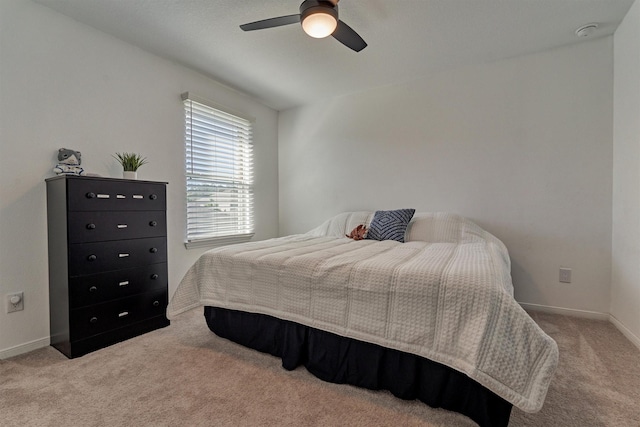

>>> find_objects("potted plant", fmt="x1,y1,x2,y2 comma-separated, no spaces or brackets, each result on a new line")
113,152,147,180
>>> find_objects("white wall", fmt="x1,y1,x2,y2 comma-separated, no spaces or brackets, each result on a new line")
1,0,632,357
612,0,640,345
279,38,613,314
0,0,279,357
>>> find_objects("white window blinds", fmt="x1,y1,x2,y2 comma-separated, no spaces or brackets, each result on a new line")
183,93,254,248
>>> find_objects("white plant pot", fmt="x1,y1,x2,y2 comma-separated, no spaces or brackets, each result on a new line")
123,171,137,180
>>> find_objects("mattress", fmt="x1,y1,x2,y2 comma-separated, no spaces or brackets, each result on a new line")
168,212,558,412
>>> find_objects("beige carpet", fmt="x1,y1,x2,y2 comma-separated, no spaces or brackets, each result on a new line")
1,309,639,426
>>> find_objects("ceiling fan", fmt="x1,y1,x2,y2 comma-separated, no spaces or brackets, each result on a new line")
239,0,367,52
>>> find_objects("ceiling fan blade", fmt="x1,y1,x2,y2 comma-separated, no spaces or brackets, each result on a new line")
240,14,301,31
331,20,367,52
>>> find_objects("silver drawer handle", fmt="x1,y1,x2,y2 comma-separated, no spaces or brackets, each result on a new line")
117,224,128,229
119,281,129,287
132,194,143,199
118,311,129,318
118,253,130,258
97,194,110,199
116,194,126,199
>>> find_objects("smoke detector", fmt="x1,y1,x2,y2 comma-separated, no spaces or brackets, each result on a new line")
575,23,599,37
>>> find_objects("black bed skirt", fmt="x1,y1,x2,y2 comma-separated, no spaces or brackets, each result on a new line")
204,306,512,427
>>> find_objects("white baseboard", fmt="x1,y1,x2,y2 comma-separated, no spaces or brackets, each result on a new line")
518,302,610,321
4,306,638,358
520,302,640,352
609,314,640,352
0,337,49,360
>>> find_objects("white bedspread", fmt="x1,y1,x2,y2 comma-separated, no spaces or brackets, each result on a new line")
168,212,558,412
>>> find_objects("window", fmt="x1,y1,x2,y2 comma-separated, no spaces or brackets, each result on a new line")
182,92,254,248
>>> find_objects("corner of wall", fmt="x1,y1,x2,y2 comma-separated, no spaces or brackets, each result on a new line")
611,0,640,345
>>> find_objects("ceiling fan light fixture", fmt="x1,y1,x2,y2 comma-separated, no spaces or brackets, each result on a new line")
301,4,338,39
240,0,366,52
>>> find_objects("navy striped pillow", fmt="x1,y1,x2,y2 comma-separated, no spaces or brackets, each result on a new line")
366,209,415,242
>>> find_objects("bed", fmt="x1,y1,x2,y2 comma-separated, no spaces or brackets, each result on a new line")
167,211,558,426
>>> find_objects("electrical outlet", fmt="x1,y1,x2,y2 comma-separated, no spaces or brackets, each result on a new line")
559,268,572,284
6,292,24,313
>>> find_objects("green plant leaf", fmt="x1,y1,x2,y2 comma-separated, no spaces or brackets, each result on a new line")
113,152,148,171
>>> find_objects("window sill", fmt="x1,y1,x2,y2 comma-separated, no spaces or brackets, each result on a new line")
185,233,255,250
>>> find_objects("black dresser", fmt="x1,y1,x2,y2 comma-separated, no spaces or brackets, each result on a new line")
46,175,170,358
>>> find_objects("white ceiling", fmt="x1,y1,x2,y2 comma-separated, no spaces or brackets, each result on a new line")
34,0,634,111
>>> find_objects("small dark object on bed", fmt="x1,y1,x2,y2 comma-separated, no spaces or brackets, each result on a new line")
346,224,368,240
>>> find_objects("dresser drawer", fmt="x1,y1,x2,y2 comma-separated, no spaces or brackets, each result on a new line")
69,263,167,308
70,289,167,340
69,237,167,276
68,211,166,243
67,179,166,212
